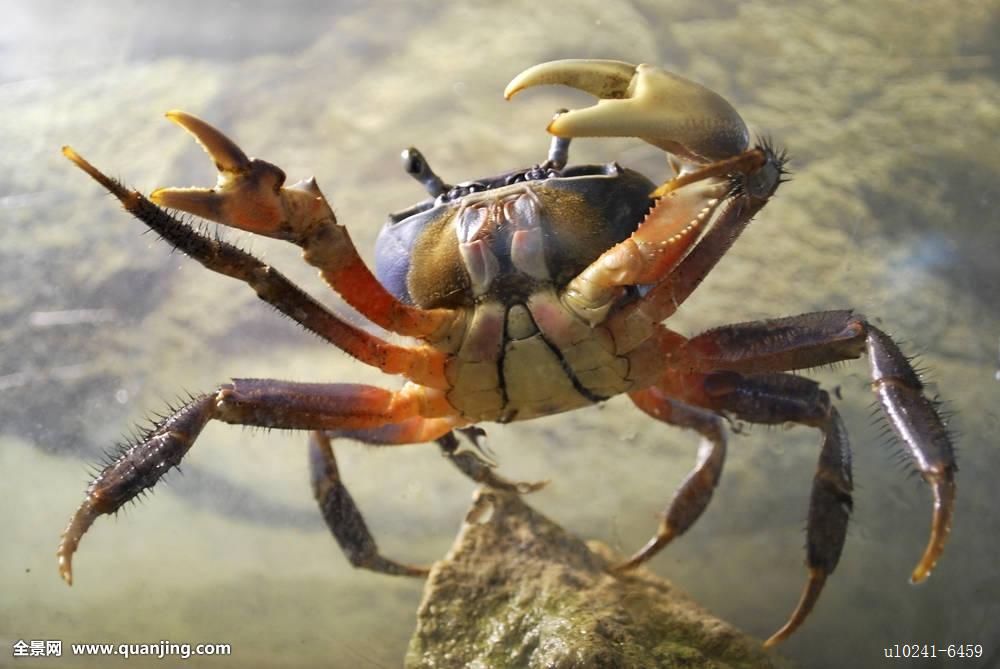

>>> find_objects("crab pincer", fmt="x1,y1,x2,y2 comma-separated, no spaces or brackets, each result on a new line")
149,111,455,339
150,111,334,240
504,58,750,163
505,60,770,321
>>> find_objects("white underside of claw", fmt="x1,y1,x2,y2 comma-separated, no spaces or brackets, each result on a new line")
505,59,749,163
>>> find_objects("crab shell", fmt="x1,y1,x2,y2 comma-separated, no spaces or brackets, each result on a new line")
373,165,658,422
375,164,656,308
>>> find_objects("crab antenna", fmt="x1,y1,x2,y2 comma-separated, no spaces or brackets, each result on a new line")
401,147,448,197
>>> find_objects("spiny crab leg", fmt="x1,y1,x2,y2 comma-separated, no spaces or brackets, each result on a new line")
505,59,750,164
151,111,457,340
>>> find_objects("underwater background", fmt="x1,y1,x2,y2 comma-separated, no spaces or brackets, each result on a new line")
2,1,998,667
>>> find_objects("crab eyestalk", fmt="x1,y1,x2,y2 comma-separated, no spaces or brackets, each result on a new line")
505,59,750,164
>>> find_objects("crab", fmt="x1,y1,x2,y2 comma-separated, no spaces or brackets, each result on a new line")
59,59,956,647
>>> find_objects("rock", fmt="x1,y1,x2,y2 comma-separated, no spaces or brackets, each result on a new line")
406,488,790,669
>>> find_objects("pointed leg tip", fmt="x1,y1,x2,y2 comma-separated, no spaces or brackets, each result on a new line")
607,557,640,574
608,530,675,574
910,560,935,584
908,475,953,585
61,145,90,171
61,145,124,196
57,555,74,586
766,568,827,647
388,561,432,578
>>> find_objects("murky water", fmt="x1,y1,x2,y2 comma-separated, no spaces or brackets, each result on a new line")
2,1,998,667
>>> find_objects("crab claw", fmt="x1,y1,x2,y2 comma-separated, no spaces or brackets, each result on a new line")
505,59,749,163
150,110,333,239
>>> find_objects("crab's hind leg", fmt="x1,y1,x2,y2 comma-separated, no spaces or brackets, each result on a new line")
57,380,456,585
678,310,956,584
611,390,727,572
57,394,216,585
142,112,457,340
656,369,853,647
62,148,448,389
704,373,852,648
666,310,955,645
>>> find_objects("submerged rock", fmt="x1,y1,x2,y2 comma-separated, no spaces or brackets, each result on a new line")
406,488,790,669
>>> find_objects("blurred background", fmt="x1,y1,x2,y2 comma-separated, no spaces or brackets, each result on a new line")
2,0,998,667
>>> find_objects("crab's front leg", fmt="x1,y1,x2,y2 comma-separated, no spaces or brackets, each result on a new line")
507,60,781,326
149,112,456,340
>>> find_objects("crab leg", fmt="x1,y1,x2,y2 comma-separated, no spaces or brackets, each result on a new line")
671,310,958,583
655,369,853,648
308,425,545,577
611,391,727,572
57,379,457,584
680,310,868,373
309,431,432,577
62,148,449,389
140,111,458,340
653,311,955,643
674,310,956,585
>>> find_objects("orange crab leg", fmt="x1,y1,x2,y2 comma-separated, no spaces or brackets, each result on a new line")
63,147,450,389
57,379,458,585
145,111,458,340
